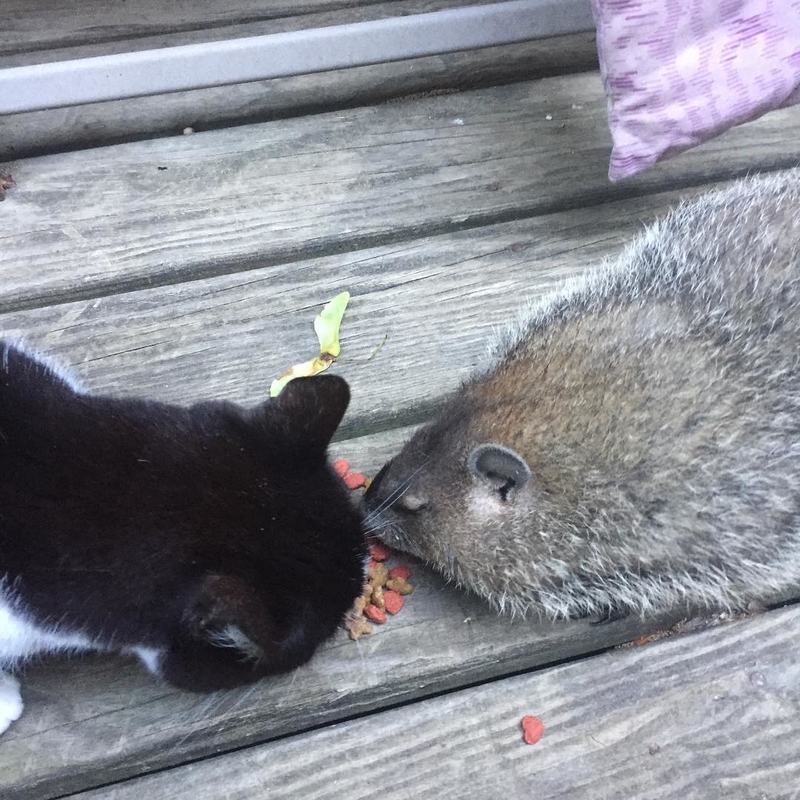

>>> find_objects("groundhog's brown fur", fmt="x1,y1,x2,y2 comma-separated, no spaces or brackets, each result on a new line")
364,169,800,619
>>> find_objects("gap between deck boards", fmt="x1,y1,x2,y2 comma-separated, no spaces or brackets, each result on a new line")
0,37,600,162
68,602,800,800
0,164,793,318
53,625,648,800
0,177,793,449
80,600,800,800
5,73,800,314
0,184,738,444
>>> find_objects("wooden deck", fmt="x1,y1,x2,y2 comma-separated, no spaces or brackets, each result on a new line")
3,4,800,798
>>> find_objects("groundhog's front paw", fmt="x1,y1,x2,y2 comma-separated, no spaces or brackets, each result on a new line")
0,672,23,735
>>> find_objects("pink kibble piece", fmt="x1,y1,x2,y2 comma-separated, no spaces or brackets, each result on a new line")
388,565,412,581
521,715,545,745
368,541,392,562
343,472,366,490
332,458,350,478
364,604,387,624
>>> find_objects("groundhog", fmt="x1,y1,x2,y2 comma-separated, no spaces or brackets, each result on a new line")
364,169,800,620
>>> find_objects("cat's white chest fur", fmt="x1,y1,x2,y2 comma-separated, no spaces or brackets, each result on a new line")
0,593,93,663
0,673,22,735
0,591,162,734
0,592,94,734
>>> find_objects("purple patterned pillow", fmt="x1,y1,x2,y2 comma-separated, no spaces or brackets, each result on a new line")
592,0,800,181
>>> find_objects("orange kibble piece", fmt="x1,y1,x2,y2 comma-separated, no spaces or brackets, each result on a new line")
388,565,412,581
386,578,414,595
521,716,545,745
332,458,350,477
352,595,368,616
368,541,392,561
343,472,366,490
367,561,389,585
383,589,404,615
371,585,386,611
364,604,387,624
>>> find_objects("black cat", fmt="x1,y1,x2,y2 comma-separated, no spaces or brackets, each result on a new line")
0,343,366,734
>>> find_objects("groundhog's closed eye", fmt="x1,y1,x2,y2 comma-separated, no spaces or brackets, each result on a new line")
365,168,800,621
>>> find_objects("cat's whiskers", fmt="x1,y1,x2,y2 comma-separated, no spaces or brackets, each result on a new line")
225,680,261,717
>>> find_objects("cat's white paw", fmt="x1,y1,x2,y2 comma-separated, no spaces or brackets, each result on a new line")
0,672,23,735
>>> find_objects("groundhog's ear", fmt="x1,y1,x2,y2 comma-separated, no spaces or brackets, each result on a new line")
274,374,351,451
467,444,531,498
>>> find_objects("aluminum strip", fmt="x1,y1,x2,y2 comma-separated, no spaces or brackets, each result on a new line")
0,0,594,115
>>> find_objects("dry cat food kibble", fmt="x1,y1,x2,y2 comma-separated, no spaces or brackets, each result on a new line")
368,541,391,562
383,589,404,615
389,565,411,581
367,560,389,585
521,715,545,745
343,472,366,490
332,458,368,491
336,460,415,639
364,604,387,624
0,174,15,201
344,542,415,639
385,577,414,595
332,458,350,478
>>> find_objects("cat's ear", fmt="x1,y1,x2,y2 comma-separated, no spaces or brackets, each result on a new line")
162,574,320,691
183,574,277,665
272,374,351,452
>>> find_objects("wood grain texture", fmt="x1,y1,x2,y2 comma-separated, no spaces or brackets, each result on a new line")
0,188,708,436
0,500,679,799
75,604,800,800
0,36,599,161
3,74,800,311
1,0,486,55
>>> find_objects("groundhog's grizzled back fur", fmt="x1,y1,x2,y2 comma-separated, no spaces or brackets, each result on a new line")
364,169,800,619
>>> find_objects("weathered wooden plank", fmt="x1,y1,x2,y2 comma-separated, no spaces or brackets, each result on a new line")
74,605,800,800
0,36,599,161
0,416,680,799
3,75,800,311
0,187,708,435
1,0,487,55
333,424,420,472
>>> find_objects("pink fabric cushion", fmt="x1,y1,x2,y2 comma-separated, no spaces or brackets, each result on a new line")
592,0,800,181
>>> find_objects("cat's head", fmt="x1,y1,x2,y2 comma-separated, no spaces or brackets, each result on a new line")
157,375,366,690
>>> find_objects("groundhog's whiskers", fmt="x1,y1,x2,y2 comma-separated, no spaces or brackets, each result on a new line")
362,460,429,525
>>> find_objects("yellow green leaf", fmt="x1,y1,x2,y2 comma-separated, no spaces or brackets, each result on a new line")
314,291,349,358
269,293,349,397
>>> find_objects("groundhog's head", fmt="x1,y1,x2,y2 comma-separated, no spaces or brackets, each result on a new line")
362,386,544,611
